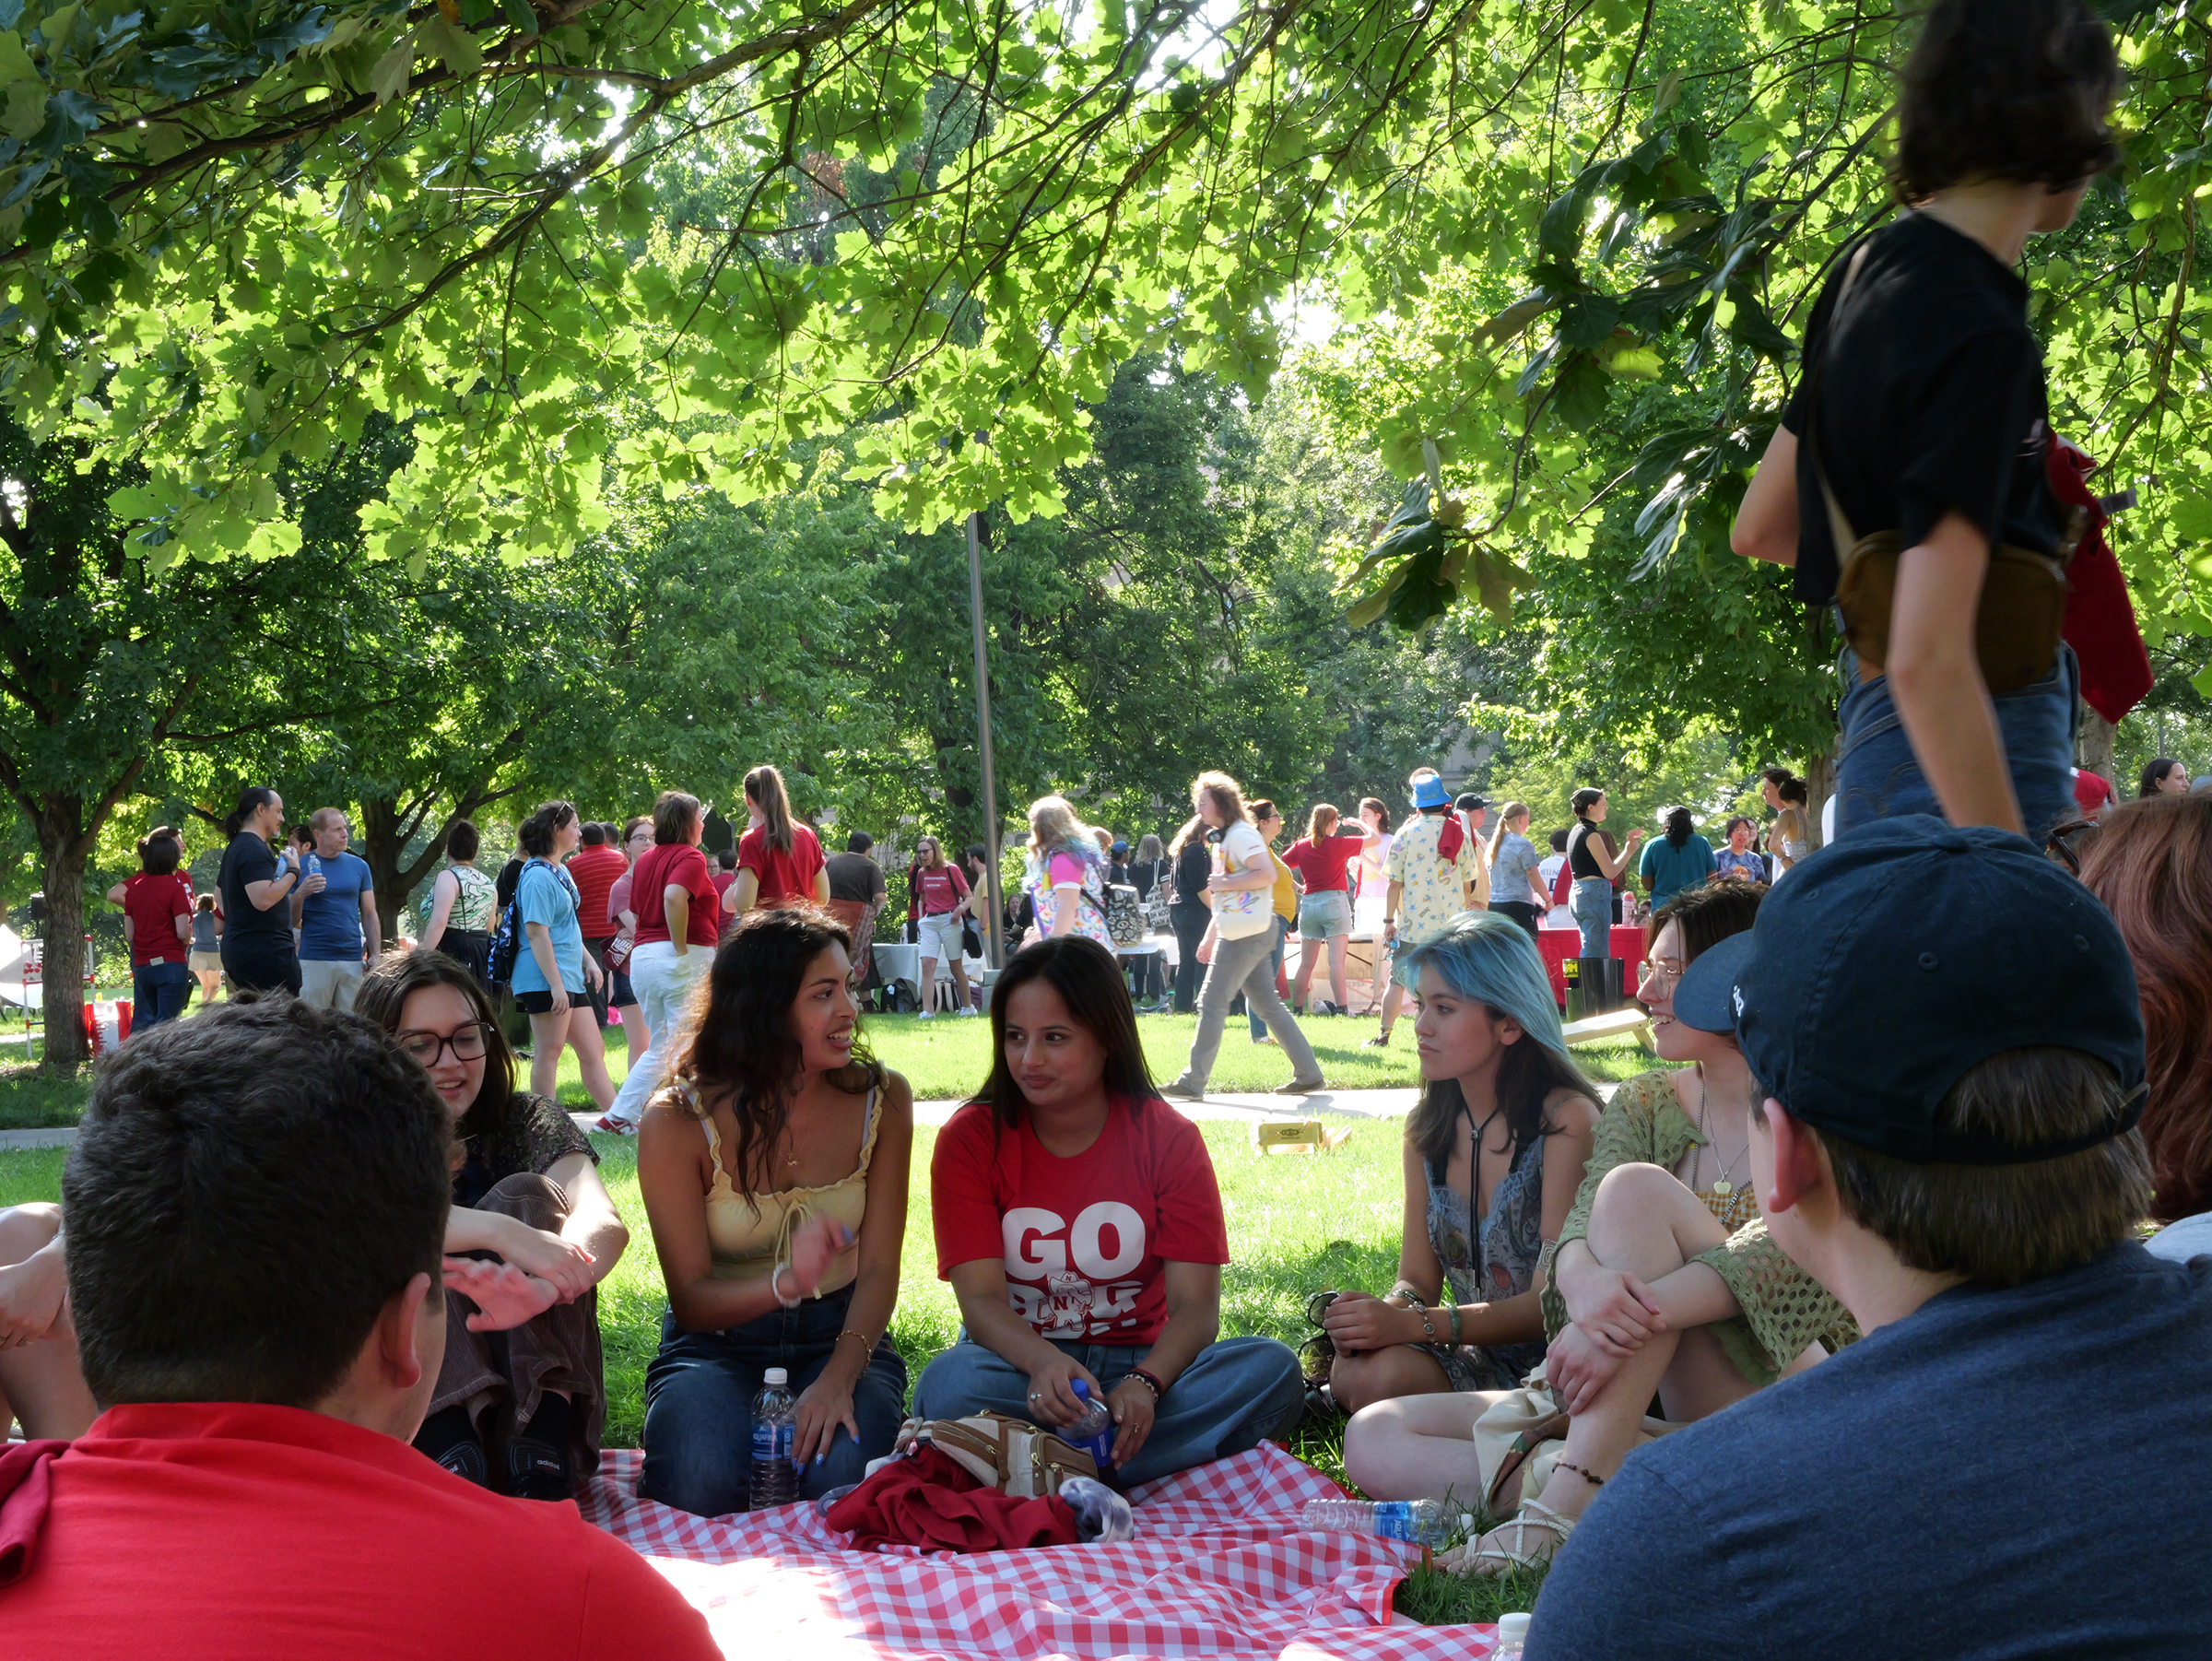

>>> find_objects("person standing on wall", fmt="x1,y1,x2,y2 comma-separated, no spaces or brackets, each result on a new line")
1731,0,2121,846
1564,789,1641,960
216,786,303,995
1163,774,1324,1100
728,765,830,915
291,808,380,1014
599,793,721,1134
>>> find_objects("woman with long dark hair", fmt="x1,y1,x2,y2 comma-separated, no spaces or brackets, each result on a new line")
216,785,304,995
1761,769,1812,877
635,907,912,1516
1451,882,1855,1573
2138,757,2191,799
1329,913,1599,1428
1732,0,2121,845
729,763,830,915
358,950,629,1499
509,800,614,1111
912,937,1304,1486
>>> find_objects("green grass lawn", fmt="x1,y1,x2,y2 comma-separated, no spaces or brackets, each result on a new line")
0,1002,1654,1129
0,1113,1543,1620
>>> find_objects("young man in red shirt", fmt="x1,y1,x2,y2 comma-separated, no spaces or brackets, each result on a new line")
567,819,630,1010
0,998,717,1661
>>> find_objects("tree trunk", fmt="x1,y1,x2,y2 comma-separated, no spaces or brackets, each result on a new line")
2078,707,2117,795
1803,738,1838,852
32,798,92,1071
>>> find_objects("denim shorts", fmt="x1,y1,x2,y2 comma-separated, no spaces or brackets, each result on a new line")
1297,889,1352,940
1835,642,2078,848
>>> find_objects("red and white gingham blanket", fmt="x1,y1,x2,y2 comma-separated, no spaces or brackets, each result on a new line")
580,1444,1500,1661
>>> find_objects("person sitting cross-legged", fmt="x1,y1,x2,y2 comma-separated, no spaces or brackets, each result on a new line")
913,937,1305,1487
0,995,717,1661
1527,815,2212,1660
1458,880,1857,1574
357,950,629,1501
1324,913,1599,1431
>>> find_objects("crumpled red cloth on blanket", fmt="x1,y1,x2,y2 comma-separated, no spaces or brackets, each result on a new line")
824,1444,1080,1554
0,1438,70,1587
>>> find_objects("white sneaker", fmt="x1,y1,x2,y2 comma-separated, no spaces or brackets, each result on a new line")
920,1010,935,1020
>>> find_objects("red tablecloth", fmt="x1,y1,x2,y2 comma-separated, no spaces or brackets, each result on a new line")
1536,925,1645,1007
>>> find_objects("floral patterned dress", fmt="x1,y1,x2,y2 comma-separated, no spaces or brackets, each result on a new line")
1414,1132,1551,1390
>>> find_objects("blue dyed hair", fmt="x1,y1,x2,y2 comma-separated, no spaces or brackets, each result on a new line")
1402,912,1594,1167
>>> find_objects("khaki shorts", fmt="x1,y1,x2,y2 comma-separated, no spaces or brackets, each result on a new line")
298,958,366,1012
188,950,223,973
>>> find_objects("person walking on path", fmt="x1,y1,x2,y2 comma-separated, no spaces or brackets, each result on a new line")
599,793,720,1134
728,765,830,915
1287,805,1371,1015
1164,773,1324,1100
292,808,381,1013
509,802,616,1113
1638,807,1717,910
419,819,499,988
1363,770,1478,1051
1485,802,1551,942
1730,0,2120,848
217,785,304,995
1564,788,1641,960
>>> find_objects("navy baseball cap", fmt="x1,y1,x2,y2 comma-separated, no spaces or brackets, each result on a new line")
1673,931,1754,1034
1728,816,2146,1164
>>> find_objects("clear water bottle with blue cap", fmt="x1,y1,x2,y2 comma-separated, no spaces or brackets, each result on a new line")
747,1367,799,1509
1299,1496,1461,1545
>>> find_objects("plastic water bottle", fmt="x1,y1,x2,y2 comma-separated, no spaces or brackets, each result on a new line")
1493,1611,1531,1658
748,1367,799,1509
1065,1380,1116,1472
1300,1496,1462,1546
1060,1475,1135,1542
302,850,321,882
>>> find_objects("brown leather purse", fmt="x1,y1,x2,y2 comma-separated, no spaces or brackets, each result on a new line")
1809,241,2083,694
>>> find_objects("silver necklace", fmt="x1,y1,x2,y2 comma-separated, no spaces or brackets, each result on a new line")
1692,1062,1753,1197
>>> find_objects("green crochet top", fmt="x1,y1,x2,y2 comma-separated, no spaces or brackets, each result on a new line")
1538,1069,1859,1385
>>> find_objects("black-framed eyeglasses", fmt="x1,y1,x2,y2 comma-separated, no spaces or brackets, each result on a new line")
394,1022,495,1068
2044,818,2101,877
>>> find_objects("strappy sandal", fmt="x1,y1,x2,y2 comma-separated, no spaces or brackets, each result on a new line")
1463,1498,1576,1577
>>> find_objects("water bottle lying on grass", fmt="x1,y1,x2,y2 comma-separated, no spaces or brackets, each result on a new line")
1300,1497,1468,1546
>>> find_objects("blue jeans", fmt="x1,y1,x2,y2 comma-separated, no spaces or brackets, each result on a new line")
130,960,192,1030
639,1287,908,1518
1835,643,2078,849
1248,914,1289,1041
1571,878,1614,958
912,1333,1304,1490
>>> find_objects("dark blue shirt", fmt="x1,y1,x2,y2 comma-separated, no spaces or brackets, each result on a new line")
1529,1243,2212,1660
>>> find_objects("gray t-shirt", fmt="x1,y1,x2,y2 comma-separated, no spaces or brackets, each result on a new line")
1488,831,1543,904
1529,1243,2212,1660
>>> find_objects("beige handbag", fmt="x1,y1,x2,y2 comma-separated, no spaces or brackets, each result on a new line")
892,1413,1099,1500
1472,1373,1681,1515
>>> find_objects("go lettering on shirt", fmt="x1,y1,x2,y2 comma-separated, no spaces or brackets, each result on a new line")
1001,1204,1147,1337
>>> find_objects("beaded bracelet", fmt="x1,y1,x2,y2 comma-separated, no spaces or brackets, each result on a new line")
1414,1302,1438,1342
771,1261,802,1309
835,1328,874,1355
1126,1367,1168,1402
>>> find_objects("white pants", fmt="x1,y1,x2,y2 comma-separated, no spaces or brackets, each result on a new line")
916,912,966,962
605,941,712,1125
298,958,365,1012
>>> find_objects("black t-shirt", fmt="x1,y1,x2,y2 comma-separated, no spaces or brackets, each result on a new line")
218,833,291,945
1171,840,1211,913
824,852,887,905
1566,820,1613,880
1132,857,1167,901
1782,212,2063,607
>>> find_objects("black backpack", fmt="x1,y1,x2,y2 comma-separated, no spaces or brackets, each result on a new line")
486,857,545,988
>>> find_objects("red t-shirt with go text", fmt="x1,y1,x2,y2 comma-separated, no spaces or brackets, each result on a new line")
736,822,826,907
931,1095,1229,1347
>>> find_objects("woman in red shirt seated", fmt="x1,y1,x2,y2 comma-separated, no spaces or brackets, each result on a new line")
913,937,1304,1487
730,764,830,916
